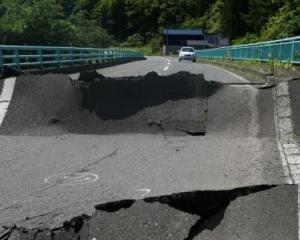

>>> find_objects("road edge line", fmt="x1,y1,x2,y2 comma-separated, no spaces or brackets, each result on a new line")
203,63,250,83
0,77,16,127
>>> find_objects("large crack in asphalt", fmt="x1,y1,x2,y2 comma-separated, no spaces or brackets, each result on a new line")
2,185,296,240
76,70,222,136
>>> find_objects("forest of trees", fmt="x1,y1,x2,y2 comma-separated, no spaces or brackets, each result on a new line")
1,0,300,53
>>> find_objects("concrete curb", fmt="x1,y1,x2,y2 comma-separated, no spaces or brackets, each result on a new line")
198,60,300,88
272,81,300,237
198,60,268,83
273,81,300,181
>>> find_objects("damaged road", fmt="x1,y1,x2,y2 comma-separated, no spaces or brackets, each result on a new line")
0,57,291,237
78,71,219,135
0,70,222,136
2,185,297,240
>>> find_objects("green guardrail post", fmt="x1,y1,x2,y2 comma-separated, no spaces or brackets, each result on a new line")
0,45,143,71
83,50,86,64
13,49,20,70
279,43,282,61
195,36,300,64
103,50,106,63
291,40,295,63
55,49,61,67
79,50,83,64
69,49,73,65
37,49,43,69
0,49,3,72
87,50,91,64
97,49,100,63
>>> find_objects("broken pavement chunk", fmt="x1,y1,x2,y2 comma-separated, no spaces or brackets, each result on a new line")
8,185,297,240
78,71,221,134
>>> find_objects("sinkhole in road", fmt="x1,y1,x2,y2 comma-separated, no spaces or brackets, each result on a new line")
75,70,222,136
4,185,298,240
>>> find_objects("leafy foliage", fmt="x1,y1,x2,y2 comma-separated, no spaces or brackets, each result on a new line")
0,0,300,51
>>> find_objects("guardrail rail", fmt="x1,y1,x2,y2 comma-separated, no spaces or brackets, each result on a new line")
0,45,144,72
196,36,300,64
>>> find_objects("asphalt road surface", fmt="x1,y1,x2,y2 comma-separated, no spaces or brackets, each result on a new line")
0,57,296,239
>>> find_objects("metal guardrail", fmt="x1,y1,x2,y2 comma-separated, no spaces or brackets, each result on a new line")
196,36,300,64
0,45,144,72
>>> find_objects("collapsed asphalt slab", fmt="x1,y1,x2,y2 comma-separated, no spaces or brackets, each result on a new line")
78,71,221,135
0,71,221,136
2,185,297,240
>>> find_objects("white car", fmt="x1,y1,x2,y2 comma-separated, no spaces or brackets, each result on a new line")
178,47,196,62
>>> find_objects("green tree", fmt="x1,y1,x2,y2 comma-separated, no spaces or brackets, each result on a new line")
220,0,249,40
0,0,27,44
205,0,223,34
260,2,300,40
1,0,300,51
94,0,128,41
23,0,75,45
71,11,114,47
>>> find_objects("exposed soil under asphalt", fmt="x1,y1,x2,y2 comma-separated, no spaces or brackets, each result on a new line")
2,185,297,240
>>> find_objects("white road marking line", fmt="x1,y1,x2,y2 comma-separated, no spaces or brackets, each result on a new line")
163,66,169,71
44,173,99,185
207,64,249,83
135,188,151,197
0,77,16,127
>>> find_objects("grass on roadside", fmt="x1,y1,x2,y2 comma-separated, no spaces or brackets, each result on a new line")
197,58,300,77
123,46,161,56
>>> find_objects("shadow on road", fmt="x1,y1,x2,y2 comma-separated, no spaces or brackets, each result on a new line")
79,71,221,120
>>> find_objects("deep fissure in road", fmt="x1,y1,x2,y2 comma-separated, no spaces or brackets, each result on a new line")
2,185,280,240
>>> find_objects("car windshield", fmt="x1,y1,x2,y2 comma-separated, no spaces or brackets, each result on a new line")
182,48,194,52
